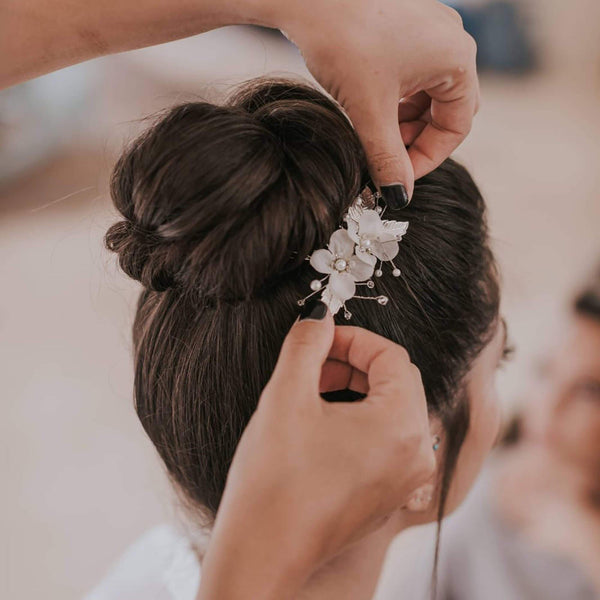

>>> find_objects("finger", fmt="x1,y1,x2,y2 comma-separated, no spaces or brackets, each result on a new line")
407,87,476,179
397,91,431,123
407,62,478,179
328,326,420,409
265,300,334,402
400,121,427,147
319,359,369,394
329,326,433,485
346,93,416,201
330,326,435,496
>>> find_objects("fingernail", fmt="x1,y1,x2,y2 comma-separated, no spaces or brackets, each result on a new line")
299,299,328,321
380,184,410,209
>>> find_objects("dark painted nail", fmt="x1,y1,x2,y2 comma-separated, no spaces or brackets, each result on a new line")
299,299,328,321
380,184,410,209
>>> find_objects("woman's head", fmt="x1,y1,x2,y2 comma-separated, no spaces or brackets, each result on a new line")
106,79,502,526
521,269,600,471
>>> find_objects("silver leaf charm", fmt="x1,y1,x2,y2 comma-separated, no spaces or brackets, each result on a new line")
346,202,365,224
381,219,409,239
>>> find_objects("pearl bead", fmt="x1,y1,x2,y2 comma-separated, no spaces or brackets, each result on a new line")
377,296,389,305
361,238,371,248
366,280,375,289
334,258,347,271
374,269,383,278
392,268,401,277
310,279,322,291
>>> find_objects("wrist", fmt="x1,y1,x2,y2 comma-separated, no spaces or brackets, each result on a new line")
197,499,317,600
221,0,291,29
198,539,313,600
224,0,325,32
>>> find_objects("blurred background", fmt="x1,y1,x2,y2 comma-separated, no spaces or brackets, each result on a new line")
1,1,599,599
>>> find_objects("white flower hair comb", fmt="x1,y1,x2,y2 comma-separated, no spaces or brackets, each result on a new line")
298,187,409,319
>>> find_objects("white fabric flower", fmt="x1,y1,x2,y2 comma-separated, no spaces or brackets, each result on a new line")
347,208,409,265
310,229,374,314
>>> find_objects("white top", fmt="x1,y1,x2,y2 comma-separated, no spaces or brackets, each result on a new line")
85,525,201,600
87,477,596,600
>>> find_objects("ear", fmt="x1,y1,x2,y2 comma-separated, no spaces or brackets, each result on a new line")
404,482,436,512
402,417,444,515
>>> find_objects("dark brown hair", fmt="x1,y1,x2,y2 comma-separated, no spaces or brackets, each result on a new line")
106,79,499,527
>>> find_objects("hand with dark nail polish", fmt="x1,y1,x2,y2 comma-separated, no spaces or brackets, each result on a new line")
283,0,479,200
299,299,328,321
381,184,410,209
199,308,433,600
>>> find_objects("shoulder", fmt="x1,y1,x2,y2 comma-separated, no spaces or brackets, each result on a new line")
85,524,201,600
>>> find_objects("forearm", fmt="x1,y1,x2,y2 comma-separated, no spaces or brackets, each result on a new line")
197,541,309,600
196,496,315,600
0,0,282,89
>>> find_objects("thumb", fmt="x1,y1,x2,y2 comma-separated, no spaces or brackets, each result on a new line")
348,97,415,208
265,300,334,401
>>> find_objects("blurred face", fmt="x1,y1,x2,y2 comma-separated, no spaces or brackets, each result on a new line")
521,314,600,469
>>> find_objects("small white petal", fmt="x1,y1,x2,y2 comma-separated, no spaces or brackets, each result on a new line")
372,240,399,261
349,257,375,281
310,249,334,274
329,229,356,259
322,287,343,316
346,219,360,243
355,247,377,266
358,210,384,238
330,271,356,302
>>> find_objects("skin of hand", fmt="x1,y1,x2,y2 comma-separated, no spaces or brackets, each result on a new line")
197,303,435,600
2,0,478,196
277,0,479,198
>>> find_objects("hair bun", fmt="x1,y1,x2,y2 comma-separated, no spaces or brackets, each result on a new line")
105,220,177,291
106,79,367,298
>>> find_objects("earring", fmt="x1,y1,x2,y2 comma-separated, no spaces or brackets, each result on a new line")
432,435,441,452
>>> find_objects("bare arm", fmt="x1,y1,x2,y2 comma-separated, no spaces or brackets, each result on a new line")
1,0,478,196
0,0,278,89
